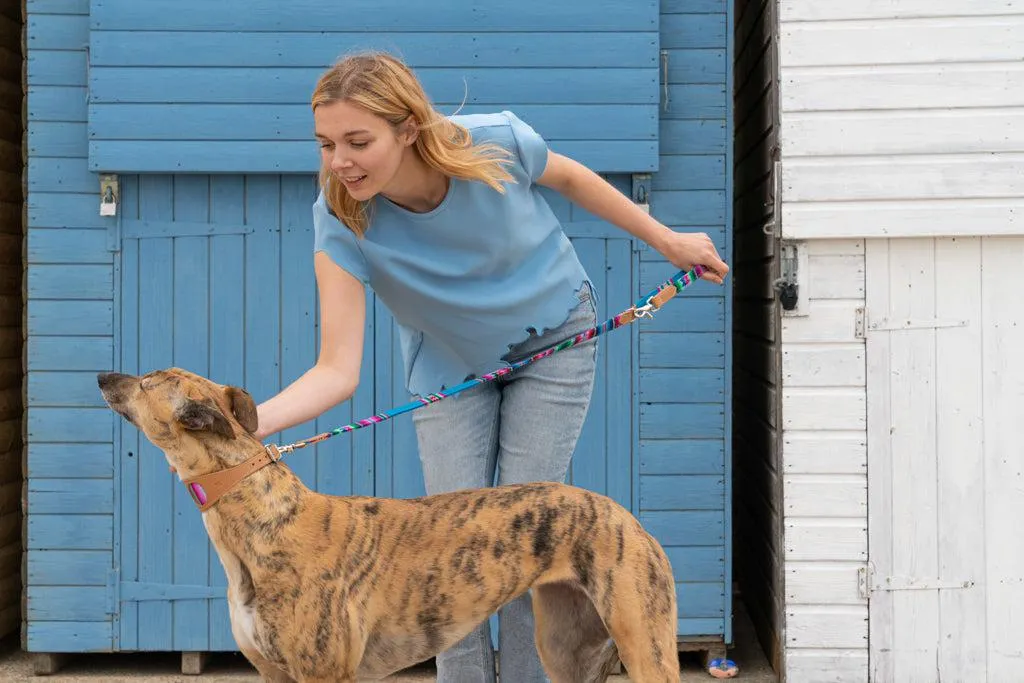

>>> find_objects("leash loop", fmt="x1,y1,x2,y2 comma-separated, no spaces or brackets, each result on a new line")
268,265,707,458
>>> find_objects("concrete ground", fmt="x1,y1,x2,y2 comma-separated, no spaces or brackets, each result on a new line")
0,603,776,682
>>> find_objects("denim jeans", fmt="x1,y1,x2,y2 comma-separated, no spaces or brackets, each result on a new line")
412,282,599,683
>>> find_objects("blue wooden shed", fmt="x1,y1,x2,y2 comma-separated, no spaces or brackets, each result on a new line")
24,0,733,665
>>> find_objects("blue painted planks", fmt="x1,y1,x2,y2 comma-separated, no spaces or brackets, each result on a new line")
26,86,87,121
640,332,725,369
88,140,658,175
90,67,656,106
27,265,112,300
28,371,108,406
87,103,657,141
27,550,110,585
28,408,112,443
641,403,724,440
90,0,657,32
651,155,726,191
641,510,724,547
666,49,728,84
678,618,726,637
90,32,658,68
640,475,724,511
677,582,726,618
26,14,87,49
27,515,113,550
27,51,87,87
28,122,88,157
27,587,107,621
28,229,110,264
28,479,113,515
27,444,113,479
28,337,112,371
25,621,113,653
660,120,727,155
639,368,725,404
28,193,108,229
27,0,88,13
664,546,726,583
660,14,728,50
640,440,725,476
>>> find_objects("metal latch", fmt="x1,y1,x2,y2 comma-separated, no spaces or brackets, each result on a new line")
632,174,651,214
100,174,118,217
773,242,799,311
858,565,973,599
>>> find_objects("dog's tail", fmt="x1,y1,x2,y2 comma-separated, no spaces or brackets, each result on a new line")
589,639,621,682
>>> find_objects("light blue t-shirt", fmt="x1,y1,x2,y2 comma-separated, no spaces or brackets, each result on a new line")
313,110,592,396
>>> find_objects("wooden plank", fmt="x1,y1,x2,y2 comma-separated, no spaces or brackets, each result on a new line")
27,586,107,621
88,140,658,175
886,238,941,682
785,562,864,605
28,157,96,194
90,31,658,68
27,443,112,479
934,237,987,680
640,511,724,547
641,404,724,440
26,548,111,585
640,475,724,511
676,582,726,618
640,332,725,369
660,14,727,50
981,237,1024,670
782,300,862,343
89,0,658,31
28,229,111,264
650,155,726,191
783,475,866,518
660,120,728,155
28,479,113,515
782,344,865,387
785,649,868,683
783,154,1024,202
783,432,866,475
786,606,868,650
640,439,724,475
782,108,1024,157
89,67,656,104
27,50,87,87
87,103,657,142
28,337,112,371
664,48,727,85
661,84,727,120
26,86,88,122
780,0,1024,21
25,14,87,50
171,175,212,652
677,617,725,637
783,197,1024,239
28,301,112,336
649,190,726,227
782,389,865,431
639,368,724,403
25,621,113,653
27,514,112,550
644,298,725,334
782,17,1024,68
28,193,110,229
864,238,895,683
663,546,726,583
26,0,88,13
782,63,1024,113
27,407,112,443
28,265,113,300
28,122,88,157
785,519,866,562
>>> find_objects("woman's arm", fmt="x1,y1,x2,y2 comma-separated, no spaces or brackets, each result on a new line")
536,151,729,284
253,251,366,440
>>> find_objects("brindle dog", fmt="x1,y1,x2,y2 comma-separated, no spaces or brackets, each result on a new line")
97,368,680,683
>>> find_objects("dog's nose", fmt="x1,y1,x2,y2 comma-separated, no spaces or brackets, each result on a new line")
97,372,130,390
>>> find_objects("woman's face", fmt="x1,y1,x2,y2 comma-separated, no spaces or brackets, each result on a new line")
314,100,413,202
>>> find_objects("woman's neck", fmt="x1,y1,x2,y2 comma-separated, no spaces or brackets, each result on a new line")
381,149,449,213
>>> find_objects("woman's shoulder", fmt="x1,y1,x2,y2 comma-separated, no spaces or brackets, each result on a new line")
449,110,548,182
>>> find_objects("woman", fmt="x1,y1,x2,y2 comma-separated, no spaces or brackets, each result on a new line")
254,51,728,683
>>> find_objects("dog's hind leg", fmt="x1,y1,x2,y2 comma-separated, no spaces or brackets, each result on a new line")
531,581,617,683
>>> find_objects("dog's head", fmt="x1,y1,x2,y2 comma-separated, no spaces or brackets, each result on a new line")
97,368,260,476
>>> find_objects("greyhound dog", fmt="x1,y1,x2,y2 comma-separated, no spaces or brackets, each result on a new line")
97,367,680,683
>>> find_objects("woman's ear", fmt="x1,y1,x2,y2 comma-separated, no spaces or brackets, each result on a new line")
399,117,419,146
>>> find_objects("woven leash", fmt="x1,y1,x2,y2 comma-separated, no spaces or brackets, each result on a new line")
268,264,707,457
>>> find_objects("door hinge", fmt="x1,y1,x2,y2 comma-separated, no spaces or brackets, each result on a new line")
858,564,973,599
867,317,969,333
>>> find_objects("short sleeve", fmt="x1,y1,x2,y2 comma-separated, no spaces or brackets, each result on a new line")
503,111,549,183
312,192,370,283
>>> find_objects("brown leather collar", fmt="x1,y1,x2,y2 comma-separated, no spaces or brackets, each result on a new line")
182,444,282,512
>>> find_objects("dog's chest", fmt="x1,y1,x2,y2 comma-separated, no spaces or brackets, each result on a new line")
229,595,260,651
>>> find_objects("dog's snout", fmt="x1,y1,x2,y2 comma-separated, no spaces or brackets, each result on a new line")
97,372,132,392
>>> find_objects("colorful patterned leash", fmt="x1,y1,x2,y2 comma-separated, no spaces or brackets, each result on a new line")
267,265,707,458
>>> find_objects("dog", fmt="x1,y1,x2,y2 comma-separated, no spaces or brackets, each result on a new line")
97,367,681,683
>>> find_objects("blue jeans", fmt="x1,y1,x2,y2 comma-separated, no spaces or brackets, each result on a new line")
412,283,599,683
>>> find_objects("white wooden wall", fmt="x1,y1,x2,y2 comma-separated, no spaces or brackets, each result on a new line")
775,1,1024,681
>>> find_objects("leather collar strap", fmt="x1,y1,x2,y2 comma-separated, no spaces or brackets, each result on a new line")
182,445,282,512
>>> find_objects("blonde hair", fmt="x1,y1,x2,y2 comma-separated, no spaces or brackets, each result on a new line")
311,51,515,237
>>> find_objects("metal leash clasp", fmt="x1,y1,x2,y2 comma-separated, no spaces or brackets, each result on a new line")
634,300,657,319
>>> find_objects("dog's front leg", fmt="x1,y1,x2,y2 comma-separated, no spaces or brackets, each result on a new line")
239,646,295,683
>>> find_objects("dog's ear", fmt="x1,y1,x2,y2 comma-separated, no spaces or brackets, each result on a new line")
225,386,258,434
175,399,236,439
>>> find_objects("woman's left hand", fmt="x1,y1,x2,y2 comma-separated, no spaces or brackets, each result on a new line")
655,230,729,285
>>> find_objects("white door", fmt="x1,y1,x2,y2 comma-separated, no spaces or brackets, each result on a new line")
865,237,1024,682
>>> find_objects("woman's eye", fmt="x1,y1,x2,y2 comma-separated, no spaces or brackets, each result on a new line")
350,141,368,149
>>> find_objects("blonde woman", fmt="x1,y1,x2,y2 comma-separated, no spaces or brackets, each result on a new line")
254,51,728,683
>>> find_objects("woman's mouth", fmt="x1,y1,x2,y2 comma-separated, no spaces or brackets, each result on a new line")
342,174,367,190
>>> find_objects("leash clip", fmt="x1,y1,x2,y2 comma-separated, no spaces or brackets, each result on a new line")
634,302,656,319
